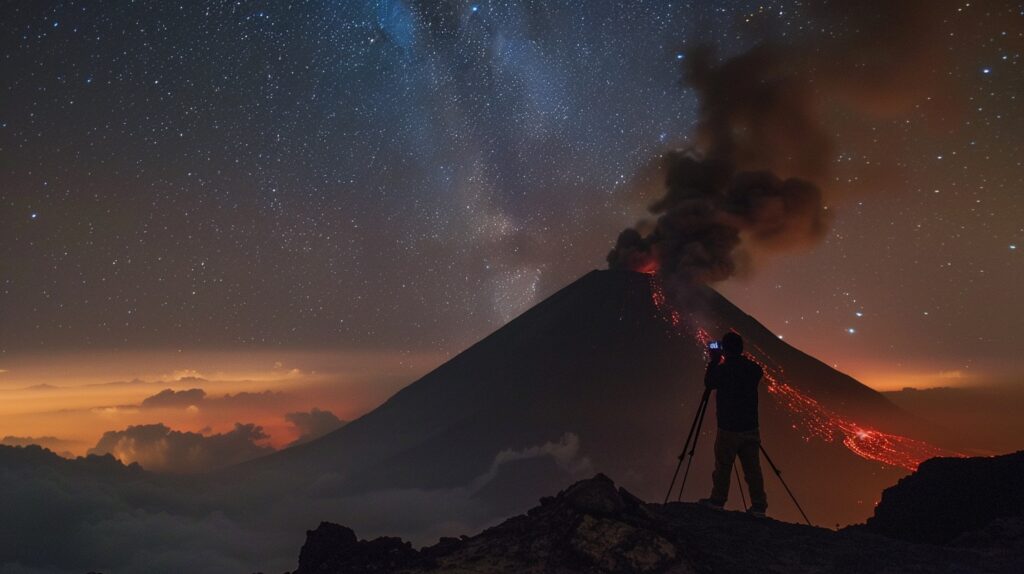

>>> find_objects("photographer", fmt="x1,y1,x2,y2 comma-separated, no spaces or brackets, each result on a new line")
699,332,768,516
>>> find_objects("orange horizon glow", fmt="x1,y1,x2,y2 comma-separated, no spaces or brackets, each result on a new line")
0,349,446,461
0,337,1000,467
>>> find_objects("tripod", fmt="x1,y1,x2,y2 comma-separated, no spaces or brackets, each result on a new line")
664,387,814,527
664,387,711,504
758,443,813,526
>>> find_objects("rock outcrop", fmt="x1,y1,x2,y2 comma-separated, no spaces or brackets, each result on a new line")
290,462,1024,574
297,522,431,573
865,450,1024,545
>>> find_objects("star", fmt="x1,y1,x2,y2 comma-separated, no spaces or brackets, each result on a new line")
0,0,1018,391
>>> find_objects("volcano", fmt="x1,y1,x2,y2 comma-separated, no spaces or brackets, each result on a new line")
239,270,954,533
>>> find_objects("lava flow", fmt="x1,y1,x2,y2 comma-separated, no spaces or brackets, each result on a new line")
648,278,682,328
649,276,957,471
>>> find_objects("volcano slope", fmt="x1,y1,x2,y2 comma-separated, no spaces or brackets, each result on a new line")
231,269,954,539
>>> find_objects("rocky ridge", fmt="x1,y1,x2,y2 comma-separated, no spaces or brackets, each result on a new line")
289,451,1024,573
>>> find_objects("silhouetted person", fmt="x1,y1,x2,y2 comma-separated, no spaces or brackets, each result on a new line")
699,332,768,516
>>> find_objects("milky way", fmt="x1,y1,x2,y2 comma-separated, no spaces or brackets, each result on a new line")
1,1,1021,389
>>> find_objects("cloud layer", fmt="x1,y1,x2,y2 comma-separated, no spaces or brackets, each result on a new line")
284,408,346,447
140,388,207,409
88,423,274,473
0,427,595,574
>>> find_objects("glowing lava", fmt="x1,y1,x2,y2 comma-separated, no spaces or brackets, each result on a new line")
755,363,954,471
648,277,682,328
651,277,958,471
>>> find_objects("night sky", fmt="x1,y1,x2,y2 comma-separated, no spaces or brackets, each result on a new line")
2,1,1022,390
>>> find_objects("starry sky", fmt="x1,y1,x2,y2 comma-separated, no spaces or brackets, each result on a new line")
1,1,1022,392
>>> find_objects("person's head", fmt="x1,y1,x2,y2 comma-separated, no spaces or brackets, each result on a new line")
721,332,743,356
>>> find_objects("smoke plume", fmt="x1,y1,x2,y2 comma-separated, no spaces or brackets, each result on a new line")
608,1,957,285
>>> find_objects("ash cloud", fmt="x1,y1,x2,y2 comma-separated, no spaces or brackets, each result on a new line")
88,423,273,473
609,1,957,286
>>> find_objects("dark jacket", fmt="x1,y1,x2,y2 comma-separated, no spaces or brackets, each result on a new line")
704,354,763,432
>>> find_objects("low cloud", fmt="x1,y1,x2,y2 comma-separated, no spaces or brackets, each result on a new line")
138,388,284,411
141,388,207,409
88,423,273,473
217,390,285,408
0,435,79,458
472,432,592,489
0,430,600,574
301,431,596,547
284,408,346,446
0,444,275,574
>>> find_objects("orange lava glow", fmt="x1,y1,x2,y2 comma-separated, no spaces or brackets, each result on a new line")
758,366,955,471
653,280,958,471
648,277,682,328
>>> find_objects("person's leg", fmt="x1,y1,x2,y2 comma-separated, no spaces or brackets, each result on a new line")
737,431,767,511
710,429,739,504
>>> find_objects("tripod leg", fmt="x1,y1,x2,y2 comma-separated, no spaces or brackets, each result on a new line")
759,444,813,526
664,389,711,504
664,454,687,505
676,393,711,501
734,464,747,509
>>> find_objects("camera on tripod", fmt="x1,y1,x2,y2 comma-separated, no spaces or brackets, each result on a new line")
708,341,724,360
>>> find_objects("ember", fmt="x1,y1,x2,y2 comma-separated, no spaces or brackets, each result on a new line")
648,277,682,328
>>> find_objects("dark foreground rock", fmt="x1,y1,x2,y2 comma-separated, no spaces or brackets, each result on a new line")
865,450,1024,545
289,457,1024,574
297,522,432,573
